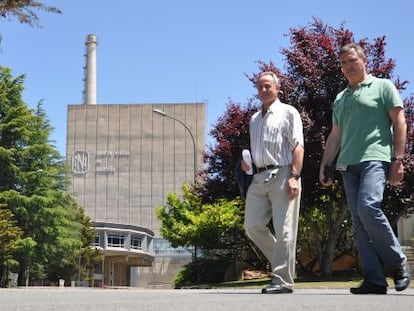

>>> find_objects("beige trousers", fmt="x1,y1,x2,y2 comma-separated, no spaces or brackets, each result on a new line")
244,166,301,288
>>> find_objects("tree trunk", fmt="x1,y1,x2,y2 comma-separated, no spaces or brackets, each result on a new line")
17,264,27,287
320,202,349,278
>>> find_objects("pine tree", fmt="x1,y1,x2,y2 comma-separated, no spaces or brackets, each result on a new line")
0,66,97,285
0,204,22,287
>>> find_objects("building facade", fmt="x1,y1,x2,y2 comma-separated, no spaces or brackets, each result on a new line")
66,102,205,286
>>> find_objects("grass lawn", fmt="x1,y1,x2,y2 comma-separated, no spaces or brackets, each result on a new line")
186,277,412,290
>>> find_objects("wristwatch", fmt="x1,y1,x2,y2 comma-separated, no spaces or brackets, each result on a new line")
290,172,301,180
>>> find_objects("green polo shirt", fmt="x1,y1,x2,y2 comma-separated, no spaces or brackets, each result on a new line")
333,75,404,167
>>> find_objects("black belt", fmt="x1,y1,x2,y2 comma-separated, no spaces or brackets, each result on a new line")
255,165,279,173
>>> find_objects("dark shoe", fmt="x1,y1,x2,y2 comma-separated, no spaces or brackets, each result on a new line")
393,263,411,292
350,281,387,294
261,284,293,294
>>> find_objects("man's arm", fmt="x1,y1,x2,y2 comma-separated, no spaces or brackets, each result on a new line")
319,125,341,186
291,143,304,176
388,107,406,185
287,143,304,201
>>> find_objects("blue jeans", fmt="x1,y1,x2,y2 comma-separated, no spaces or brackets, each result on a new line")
342,161,406,287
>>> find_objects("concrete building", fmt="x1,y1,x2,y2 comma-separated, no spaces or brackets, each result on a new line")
66,34,205,287
66,102,205,286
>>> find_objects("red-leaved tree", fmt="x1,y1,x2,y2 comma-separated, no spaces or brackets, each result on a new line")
197,98,258,203
195,17,414,277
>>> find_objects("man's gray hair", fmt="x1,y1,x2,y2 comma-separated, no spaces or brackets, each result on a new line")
256,71,280,87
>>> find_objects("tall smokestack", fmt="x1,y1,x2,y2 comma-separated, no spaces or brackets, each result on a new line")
83,34,97,105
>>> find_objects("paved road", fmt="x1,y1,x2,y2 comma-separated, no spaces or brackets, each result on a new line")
0,287,413,311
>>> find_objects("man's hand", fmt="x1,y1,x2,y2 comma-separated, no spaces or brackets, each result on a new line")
241,160,251,173
319,164,334,186
287,177,300,201
388,161,404,185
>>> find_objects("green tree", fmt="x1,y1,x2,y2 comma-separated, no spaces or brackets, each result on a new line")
50,201,101,284
156,183,244,259
0,0,61,44
0,204,22,287
0,66,97,285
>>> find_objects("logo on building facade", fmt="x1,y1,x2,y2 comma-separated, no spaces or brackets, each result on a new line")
72,151,89,175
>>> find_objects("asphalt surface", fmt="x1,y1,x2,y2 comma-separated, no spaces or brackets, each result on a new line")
0,287,413,311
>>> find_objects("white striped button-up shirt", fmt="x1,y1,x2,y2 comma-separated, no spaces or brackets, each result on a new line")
250,99,304,168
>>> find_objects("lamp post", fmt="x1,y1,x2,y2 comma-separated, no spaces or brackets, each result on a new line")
152,109,197,178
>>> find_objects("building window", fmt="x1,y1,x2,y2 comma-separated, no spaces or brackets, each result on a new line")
153,238,192,256
107,234,125,248
131,236,142,250
93,234,100,247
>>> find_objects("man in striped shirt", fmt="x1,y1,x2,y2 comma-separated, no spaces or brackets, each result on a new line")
242,71,304,294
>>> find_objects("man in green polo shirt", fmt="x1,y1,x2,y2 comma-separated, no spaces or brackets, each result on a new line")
319,43,410,294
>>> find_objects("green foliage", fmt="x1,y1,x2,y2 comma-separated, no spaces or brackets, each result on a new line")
57,203,101,283
172,266,188,288
0,204,22,269
156,183,243,252
297,181,353,276
173,258,232,288
0,66,98,285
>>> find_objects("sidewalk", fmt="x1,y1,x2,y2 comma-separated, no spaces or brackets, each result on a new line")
0,287,413,311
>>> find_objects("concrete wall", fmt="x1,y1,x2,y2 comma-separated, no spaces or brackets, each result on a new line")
398,215,414,246
66,103,205,236
66,103,205,287
136,255,193,288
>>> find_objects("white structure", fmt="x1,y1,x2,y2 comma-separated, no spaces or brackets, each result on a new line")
83,34,97,106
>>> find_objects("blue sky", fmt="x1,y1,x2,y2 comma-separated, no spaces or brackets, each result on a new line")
1,0,413,155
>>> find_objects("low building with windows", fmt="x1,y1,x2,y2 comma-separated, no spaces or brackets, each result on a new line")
91,222,154,287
